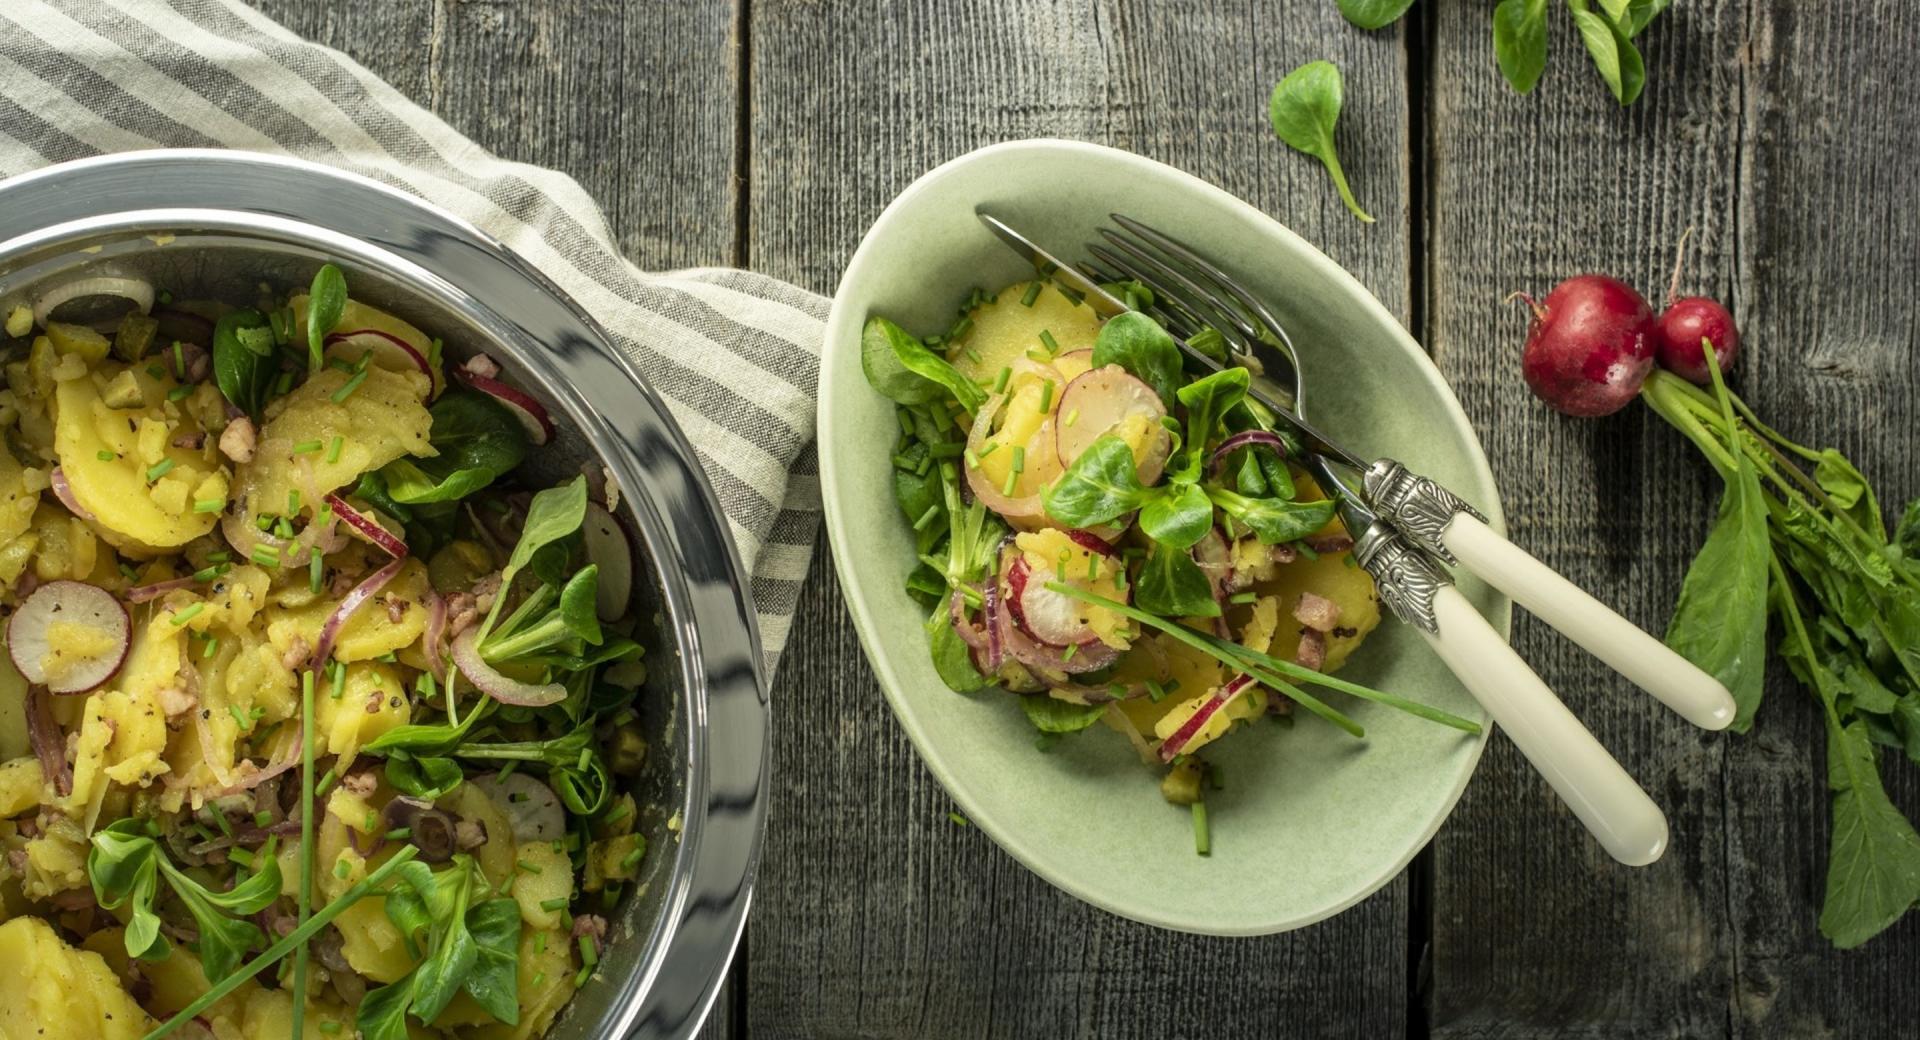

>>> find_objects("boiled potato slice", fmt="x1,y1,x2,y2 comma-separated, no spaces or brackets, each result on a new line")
0,649,27,762
289,294,442,396
464,928,576,1040
437,781,518,888
511,839,574,931
1252,548,1381,673
0,917,154,1039
265,557,429,663
945,281,1103,386
314,660,411,770
53,362,224,553
0,757,42,817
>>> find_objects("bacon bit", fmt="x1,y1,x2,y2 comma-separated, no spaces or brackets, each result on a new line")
1295,629,1327,672
455,818,485,849
365,691,385,715
171,431,206,450
571,913,608,956
460,353,502,380
5,849,26,875
327,569,359,598
1305,533,1354,555
340,769,379,798
445,592,480,638
384,595,408,623
50,886,97,911
156,684,198,719
1293,592,1342,633
281,635,311,672
218,415,257,464
1270,543,1298,565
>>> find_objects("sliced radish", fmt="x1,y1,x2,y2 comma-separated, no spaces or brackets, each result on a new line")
309,558,405,669
1005,557,1096,647
49,468,95,522
1158,674,1256,762
324,493,408,558
1054,365,1171,484
1065,530,1119,557
469,771,566,842
324,329,438,395
454,368,554,447
453,628,565,707
8,581,131,695
583,501,633,622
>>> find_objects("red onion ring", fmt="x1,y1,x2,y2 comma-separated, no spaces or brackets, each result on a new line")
452,627,565,707
127,576,197,604
1207,430,1291,477
309,557,405,669
25,685,70,797
325,493,408,558
49,468,95,521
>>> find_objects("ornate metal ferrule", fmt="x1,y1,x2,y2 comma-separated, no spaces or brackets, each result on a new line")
1362,459,1486,565
1353,522,1452,635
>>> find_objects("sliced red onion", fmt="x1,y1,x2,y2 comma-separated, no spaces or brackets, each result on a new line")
8,580,130,694
1207,430,1291,477
325,493,408,558
49,469,94,521
423,590,449,682
309,557,405,669
1065,530,1119,557
452,627,564,706
126,576,197,604
26,685,70,797
990,584,1118,675
1158,674,1256,762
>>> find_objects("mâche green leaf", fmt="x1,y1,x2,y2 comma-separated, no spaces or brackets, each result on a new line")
1492,0,1549,94
1335,0,1416,30
306,262,347,372
1208,488,1337,545
1138,482,1214,550
212,308,278,418
1134,542,1219,619
1022,695,1109,734
1269,61,1373,223
381,389,531,505
861,315,987,410
1090,311,1184,409
1567,0,1645,105
1043,435,1152,529
928,597,987,693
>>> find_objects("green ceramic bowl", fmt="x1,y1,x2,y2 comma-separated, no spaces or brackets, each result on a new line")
819,140,1507,936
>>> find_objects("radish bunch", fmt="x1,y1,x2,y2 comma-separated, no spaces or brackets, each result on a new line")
1515,236,1740,416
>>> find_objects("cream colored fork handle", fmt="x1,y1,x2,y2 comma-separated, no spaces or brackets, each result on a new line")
1425,586,1670,867
1440,513,1737,732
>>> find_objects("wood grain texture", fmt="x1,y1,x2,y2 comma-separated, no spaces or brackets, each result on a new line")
244,2,744,1037
745,2,1414,1038
1425,2,1920,1038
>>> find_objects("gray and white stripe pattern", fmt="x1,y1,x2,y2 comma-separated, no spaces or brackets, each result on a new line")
0,0,826,669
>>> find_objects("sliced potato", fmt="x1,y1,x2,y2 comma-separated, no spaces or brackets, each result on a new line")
946,281,1103,386
53,363,223,553
0,917,155,1039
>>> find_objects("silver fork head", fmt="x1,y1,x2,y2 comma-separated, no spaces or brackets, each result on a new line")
1085,213,1307,412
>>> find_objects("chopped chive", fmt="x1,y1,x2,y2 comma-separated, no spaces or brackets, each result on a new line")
316,768,338,799
1002,469,1018,497
896,410,915,435
274,371,293,397
96,449,115,462
364,810,379,832
1039,330,1059,355
993,366,1011,394
275,517,294,538
574,967,592,988
310,551,324,594
912,504,941,531
1038,380,1055,413
256,514,274,531
167,385,193,402
977,441,999,460
964,450,980,469
250,545,281,568
227,847,253,869
1010,445,1025,473
578,935,599,968
288,490,301,515
620,847,644,869
517,859,542,875
1020,282,1042,306
333,858,351,880
1192,801,1211,856
145,364,165,380
229,704,253,731
1062,643,1078,662
927,442,964,458
208,551,230,563
172,341,185,376
192,564,227,582
539,897,568,912
948,316,974,341
326,436,343,464
254,811,274,827
384,827,412,841
890,453,916,471
291,439,323,454
320,1024,341,1036
330,663,346,700
1087,554,1100,580
914,453,932,477
330,370,369,403
202,636,219,660
1025,347,1051,363
145,458,175,482
193,498,224,514
1295,542,1320,562
497,760,519,781
1229,591,1258,604
534,933,550,956
170,602,205,626
327,357,353,374
1147,679,1169,703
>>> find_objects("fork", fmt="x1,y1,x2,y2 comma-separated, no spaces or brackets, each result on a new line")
979,211,1736,867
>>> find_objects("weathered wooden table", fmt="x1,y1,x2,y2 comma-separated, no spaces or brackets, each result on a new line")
257,2,1919,1036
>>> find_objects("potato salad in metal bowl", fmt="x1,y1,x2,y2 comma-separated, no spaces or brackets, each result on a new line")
862,279,1481,853
0,265,649,1040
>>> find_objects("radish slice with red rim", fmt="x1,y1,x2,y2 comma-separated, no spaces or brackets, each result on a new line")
309,557,406,669
1158,674,1256,762
469,771,566,842
1053,365,1171,484
8,580,130,694
325,493,408,558
324,329,438,395
454,368,555,447
582,501,633,622
1005,556,1099,647
452,627,565,707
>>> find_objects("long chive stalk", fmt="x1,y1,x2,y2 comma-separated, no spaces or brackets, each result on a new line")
140,846,420,1040
290,668,317,1038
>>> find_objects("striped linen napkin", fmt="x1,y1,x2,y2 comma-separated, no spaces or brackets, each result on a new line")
0,0,826,669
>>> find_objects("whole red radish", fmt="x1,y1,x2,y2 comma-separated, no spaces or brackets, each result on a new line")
1652,298,1739,384
1517,275,1656,417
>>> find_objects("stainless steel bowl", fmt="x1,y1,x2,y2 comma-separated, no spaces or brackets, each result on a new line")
0,151,768,1040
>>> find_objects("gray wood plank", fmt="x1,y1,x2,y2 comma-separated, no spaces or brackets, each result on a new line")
746,2,1414,1037
1425,2,1920,1037
246,2,745,1037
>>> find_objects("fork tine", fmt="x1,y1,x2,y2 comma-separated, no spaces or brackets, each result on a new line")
1083,247,1210,341
1090,233,1268,351
1109,214,1298,360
